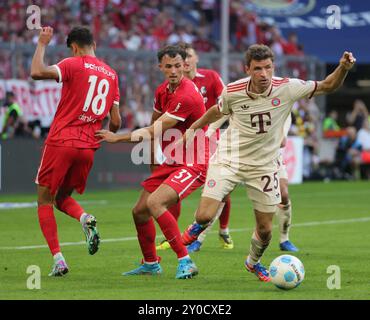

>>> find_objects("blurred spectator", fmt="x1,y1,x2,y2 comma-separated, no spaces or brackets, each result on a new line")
323,110,340,131
334,127,362,179
291,99,319,179
357,119,370,179
1,91,27,139
322,110,347,138
346,99,369,132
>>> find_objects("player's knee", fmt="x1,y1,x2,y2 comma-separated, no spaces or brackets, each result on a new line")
132,204,149,219
256,223,272,241
195,209,213,225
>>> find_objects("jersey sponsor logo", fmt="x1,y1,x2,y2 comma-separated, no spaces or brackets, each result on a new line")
79,113,98,123
84,63,116,80
207,179,216,188
271,97,281,107
251,112,272,134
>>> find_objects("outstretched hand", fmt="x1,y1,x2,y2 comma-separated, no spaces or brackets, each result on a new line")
340,51,356,71
95,129,119,143
38,26,53,46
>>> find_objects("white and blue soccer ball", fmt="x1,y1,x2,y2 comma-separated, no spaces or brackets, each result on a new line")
269,255,305,290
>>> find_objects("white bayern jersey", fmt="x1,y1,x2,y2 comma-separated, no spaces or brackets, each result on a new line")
215,76,317,166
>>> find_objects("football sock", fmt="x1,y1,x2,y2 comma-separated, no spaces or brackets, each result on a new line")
219,197,231,230
178,255,190,261
219,227,229,235
247,230,271,265
168,201,181,221
56,196,84,221
197,202,225,243
276,201,291,243
38,204,60,256
156,211,188,259
135,218,157,263
53,252,64,262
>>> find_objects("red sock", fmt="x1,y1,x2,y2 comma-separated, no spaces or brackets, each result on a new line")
135,218,157,263
168,202,181,221
219,197,231,230
156,211,188,259
38,204,60,256
56,196,84,221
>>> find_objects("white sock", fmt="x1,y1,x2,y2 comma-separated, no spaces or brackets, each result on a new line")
178,255,190,261
144,260,158,265
247,231,271,265
79,212,89,224
276,201,292,243
53,252,63,261
219,227,229,235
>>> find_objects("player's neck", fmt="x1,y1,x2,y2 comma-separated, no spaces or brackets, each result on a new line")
186,68,197,80
74,48,96,57
249,81,268,94
168,76,183,92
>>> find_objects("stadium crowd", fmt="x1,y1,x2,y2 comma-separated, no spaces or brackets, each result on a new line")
0,0,369,180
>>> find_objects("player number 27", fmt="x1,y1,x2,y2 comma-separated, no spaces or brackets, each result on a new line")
83,75,110,115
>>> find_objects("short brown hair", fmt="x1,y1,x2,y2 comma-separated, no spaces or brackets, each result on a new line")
245,44,274,67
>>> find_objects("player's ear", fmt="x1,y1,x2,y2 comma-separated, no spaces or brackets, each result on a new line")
245,65,251,76
70,43,78,56
92,41,97,51
158,63,163,71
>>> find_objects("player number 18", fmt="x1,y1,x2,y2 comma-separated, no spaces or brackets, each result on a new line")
83,75,110,115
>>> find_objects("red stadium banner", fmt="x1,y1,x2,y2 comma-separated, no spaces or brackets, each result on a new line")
0,79,61,128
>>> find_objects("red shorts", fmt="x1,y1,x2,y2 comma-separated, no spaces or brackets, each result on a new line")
142,164,207,200
35,144,95,195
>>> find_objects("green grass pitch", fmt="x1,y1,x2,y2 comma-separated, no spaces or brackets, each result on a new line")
0,181,369,300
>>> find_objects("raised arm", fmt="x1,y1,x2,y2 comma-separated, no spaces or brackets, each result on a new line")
314,51,356,96
31,27,59,80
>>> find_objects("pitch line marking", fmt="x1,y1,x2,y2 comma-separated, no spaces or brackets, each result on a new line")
0,216,369,251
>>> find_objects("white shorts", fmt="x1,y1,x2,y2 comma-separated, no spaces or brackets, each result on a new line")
202,159,281,213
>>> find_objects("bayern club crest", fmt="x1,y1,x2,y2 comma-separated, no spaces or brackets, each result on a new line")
272,97,281,107
207,179,216,188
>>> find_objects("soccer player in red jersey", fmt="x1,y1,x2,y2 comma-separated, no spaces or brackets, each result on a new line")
156,43,234,253
96,45,207,279
31,26,121,276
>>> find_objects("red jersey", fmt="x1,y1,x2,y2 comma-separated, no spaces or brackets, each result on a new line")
192,68,224,110
47,55,120,149
153,77,208,167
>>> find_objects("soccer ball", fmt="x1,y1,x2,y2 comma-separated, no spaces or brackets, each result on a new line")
269,255,305,290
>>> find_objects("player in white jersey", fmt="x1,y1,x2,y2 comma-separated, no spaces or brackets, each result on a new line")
181,44,356,282
193,113,300,252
